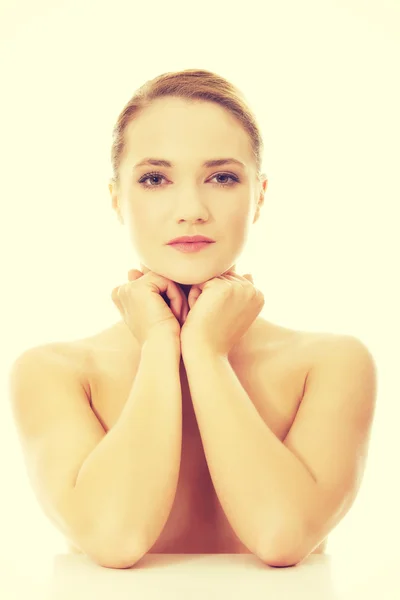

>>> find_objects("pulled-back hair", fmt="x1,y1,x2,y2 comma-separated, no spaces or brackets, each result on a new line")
110,68,265,190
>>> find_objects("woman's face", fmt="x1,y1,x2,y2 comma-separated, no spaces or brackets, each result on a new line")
110,97,267,289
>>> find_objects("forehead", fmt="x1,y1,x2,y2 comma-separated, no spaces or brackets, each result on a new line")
123,97,253,165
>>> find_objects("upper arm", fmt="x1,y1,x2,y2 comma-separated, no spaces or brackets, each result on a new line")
8,347,107,550
282,335,378,546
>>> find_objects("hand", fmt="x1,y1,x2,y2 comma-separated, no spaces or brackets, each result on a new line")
111,269,189,347
180,270,265,356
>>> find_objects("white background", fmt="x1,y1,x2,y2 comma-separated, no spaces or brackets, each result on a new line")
0,0,399,577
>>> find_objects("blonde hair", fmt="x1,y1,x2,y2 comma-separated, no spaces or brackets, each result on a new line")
110,68,265,190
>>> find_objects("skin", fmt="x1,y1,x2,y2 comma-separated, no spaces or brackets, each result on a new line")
108,97,268,303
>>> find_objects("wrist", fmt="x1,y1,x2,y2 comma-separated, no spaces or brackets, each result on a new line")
144,327,181,353
181,333,221,360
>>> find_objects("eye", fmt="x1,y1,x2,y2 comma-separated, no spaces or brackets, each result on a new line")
138,171,166,188
137,171,240,190
211,173,239,187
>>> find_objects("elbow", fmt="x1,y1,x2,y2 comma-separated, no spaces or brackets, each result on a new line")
82,528,148,569
92,550,145,570
257,548,305,568
256,520,308,568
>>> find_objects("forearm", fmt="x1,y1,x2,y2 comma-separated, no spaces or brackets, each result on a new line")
74,330,182,564
182,345,316,560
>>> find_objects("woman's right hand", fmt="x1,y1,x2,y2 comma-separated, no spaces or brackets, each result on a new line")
111,269,189,347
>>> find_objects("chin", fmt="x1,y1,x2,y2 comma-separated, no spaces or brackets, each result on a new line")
173,270,224,286
142,259,234,285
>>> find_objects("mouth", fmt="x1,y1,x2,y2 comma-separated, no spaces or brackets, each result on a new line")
168,241,214,253
167,236,215,244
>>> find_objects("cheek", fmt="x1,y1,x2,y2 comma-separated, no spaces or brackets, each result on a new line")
128,212,154,243
229,207,252,237
225,197,252,223
224,208,253,254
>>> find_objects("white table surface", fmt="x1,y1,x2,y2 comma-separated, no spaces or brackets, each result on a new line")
0,552,398,599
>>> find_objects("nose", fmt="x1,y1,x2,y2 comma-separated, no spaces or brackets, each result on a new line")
174,190,209,224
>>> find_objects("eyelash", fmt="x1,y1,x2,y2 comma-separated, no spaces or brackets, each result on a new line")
138,171,240,190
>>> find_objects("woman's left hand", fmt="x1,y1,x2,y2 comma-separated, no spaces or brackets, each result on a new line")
180,270,265,356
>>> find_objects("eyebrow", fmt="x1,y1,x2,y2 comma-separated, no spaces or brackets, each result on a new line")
132,157,246,170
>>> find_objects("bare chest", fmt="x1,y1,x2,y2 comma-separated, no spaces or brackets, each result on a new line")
82,331,315,554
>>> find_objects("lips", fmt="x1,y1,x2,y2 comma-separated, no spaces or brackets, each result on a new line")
170,240,212,244
168,240,214,253
167,236,215,244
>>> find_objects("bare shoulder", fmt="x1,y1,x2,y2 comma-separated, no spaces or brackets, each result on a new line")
10,340,91,401
11,324,113,394
292,328,374,360
260,320,372,371
28,320,136,392
255,319,333,355
44,320,130,358
11,320,137,405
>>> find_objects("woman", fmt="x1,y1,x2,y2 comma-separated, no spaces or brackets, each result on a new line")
9,68,376,570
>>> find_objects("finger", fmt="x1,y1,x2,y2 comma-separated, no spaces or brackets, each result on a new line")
111,286,123,311
222,274,247,286
188,286,202,309
165,280,185,323
145,274,186,324
243,274,254,283
128,269,143,281
111,286,119,302
224,273,253,284
181,301,189,324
